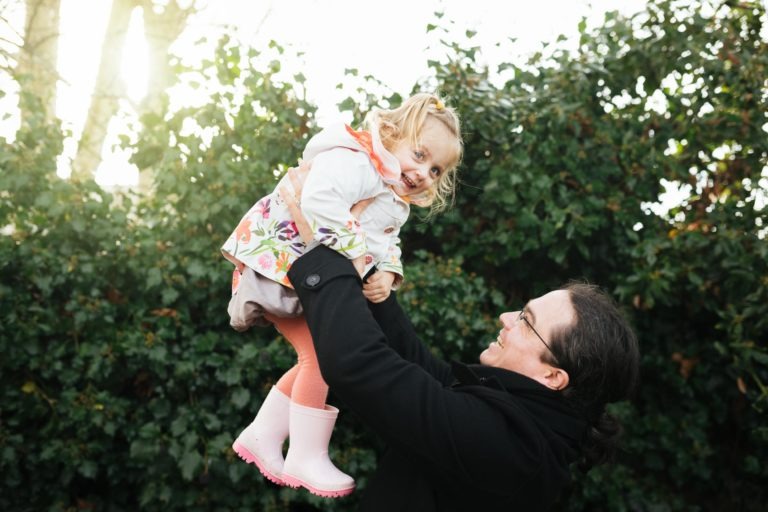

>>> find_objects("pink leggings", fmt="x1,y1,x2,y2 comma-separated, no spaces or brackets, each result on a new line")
264,313,329,409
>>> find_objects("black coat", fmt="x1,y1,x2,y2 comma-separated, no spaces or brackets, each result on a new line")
287,246,588,511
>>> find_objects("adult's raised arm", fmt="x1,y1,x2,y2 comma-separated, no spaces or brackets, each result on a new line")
286,246,550,499
366,291,453,384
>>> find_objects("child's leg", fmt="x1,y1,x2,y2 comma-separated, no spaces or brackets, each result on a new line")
232,385,291,485
266,313,329,409
264,313,354,498
231,312,316,485
274,364,298,397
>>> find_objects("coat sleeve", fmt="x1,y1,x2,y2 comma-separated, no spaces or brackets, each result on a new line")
287,246,548,494
366,292,453,384
299,148,379,260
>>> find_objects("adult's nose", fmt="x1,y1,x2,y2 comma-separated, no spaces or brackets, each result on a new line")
499,312,517,328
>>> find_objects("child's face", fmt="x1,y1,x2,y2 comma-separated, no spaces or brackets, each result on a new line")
389,117,456,199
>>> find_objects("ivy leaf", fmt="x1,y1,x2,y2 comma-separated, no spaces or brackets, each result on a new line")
179,451,203,481
231,388,251,409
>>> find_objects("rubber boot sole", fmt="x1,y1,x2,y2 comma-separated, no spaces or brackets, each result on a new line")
232,440,286,486
281,472,355,498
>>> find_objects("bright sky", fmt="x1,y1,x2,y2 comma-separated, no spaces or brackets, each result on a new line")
4,0,651,186
195,0,648,125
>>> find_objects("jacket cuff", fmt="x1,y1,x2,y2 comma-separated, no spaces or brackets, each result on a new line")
376,263,404,289
287,245,361,295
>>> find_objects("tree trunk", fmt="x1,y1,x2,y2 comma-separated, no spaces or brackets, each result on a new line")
71,0,135,182
72,0,193,186
16,0,60,126
134,0,192,194
139,0,189,116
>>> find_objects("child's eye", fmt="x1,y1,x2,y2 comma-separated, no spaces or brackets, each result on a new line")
430,167,442,177
413,150,425,160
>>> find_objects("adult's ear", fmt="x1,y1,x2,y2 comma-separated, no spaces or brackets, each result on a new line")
544,367,570,391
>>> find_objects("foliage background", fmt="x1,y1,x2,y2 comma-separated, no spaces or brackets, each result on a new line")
1,0,767,510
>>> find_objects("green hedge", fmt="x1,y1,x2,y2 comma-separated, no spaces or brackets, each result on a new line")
1,1,766,510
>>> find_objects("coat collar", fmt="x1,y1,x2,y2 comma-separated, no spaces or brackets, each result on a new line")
343,125,401,184
302,123,401,185
451,360,550,394
450,361,588,444
302,123,431,208
451,360,508,391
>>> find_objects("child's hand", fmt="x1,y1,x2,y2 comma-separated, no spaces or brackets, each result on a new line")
362,271,396,303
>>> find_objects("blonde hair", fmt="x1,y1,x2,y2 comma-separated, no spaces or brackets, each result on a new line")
364,92,463,215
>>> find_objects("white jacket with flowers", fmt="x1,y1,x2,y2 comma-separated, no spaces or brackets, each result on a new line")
221,124,410,288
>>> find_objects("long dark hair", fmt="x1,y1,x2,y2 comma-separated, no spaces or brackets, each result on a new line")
546,283,640,469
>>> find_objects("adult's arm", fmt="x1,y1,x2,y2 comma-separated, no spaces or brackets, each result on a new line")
287,246,548,495
366,290,453,384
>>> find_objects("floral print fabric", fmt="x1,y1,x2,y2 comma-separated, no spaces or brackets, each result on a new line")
222,124,409,289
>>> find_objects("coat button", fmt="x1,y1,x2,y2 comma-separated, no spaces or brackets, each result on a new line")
305,274,321,287
384,226,395,234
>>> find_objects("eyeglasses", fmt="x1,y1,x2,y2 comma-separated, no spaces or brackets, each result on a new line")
517,310,557,357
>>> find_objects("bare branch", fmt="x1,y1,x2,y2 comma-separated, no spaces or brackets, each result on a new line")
21,29,59,54
0,33,23,48
0,2,26,46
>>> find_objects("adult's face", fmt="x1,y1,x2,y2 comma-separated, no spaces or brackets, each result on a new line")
479,289,575,390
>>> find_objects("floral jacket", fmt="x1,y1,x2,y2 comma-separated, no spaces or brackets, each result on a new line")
221,123,410,288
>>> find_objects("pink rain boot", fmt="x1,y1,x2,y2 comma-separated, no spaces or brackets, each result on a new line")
232,386,291,485
281,402,355,498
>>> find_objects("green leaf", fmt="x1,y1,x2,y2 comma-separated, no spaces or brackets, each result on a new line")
146,268,163,288
231,388,250,409
179,451,203,481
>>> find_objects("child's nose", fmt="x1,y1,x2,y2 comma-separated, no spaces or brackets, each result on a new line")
416,165,432,183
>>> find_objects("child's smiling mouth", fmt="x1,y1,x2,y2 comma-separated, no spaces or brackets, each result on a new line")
401,174,416,189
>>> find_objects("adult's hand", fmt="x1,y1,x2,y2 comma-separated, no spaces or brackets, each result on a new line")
279,160,314,244
363,270,396,303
